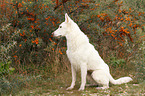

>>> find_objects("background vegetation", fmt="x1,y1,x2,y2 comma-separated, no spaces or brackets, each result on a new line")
0,0,144,95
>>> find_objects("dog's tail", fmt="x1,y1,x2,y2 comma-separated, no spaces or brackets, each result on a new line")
109,73,132,85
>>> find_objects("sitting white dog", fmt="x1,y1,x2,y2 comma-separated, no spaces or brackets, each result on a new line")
52,13,132,91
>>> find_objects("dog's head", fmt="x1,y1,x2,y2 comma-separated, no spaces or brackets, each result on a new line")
52,13,73,37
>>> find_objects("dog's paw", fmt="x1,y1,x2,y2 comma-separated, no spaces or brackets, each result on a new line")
78,87,84,91
66,87,74,90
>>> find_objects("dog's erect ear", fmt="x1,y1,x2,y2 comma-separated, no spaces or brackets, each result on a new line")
65,13,72,23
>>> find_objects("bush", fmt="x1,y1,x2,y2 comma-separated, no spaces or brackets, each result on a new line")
0,0,144,81
109,57,126,68
8,0,59,65
0,23,15,76
0,61,15,76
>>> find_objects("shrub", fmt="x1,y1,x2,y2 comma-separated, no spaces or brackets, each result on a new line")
0,23,15,76
0,0,62,67
0,0,144,81
109,57,126,68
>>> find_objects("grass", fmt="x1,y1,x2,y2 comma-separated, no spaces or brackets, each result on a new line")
1,53,144,96
1,51,144,96
2,71,144,96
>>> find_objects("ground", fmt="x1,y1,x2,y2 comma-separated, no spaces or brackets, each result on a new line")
15,73,145,96
17,83,145,96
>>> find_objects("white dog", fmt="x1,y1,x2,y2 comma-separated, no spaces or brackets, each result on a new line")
52,13,132,91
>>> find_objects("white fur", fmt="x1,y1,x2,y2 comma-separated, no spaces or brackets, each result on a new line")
53,13,132,91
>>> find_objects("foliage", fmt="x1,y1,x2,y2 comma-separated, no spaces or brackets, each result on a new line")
0,75,40,95
7,0,60,66
53,0,145,62
0,0,144,78
0,0,144,65
0,23,15,76
0,61,15,76
134,41,145,82
109,57,125,68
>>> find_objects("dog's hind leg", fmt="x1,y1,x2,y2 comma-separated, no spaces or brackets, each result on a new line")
91,70,109,89
86,70,98,87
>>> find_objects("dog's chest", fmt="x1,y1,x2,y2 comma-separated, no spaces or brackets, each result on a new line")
66,50,83,69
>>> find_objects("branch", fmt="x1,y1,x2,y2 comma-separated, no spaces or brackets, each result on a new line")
54,0,70,10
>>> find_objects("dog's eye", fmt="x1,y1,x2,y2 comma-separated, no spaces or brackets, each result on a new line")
59,26,62,28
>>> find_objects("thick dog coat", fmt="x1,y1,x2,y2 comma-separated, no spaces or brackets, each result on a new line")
53,13,132,91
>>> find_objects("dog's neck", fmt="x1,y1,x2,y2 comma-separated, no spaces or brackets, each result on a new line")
66,29,89,52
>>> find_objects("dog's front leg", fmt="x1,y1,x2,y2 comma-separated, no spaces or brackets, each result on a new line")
78,64,87,91
66,65,76,90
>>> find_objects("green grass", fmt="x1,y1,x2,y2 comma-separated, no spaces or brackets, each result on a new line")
2,72,144,96
1,54,144,96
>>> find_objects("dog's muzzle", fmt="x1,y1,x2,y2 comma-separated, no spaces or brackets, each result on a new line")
52,32,61,38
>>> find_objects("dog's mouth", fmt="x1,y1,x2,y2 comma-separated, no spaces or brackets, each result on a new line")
52,32,60,37
54,35,62,38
